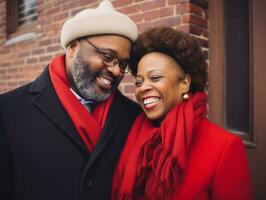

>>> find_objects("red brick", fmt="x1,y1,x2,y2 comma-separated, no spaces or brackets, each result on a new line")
113,0,133,8
19,80,30,85
153,16,181,27
190,14,208,28
190,24,204,36
1,62,11,67
32,49,45,55
177,24,190,33
53,37,61,43
138,22,153,33
45,7,60,16
182,14,207,28
53,0,67,7
144,10,161,21
190,3,205,16
191,0,208,9
46,45,61,52
39,39,53,46
27,58,38,64
0,48,10,54
124,84,136,93
160,7,174,18
177,2,204,17
139,0,166,12
168,0,179,5
7,81,19,87
53,12,69,22
62,1,79,11
18,51,31,58
38,17,53,26
196,37,208,48
0,69,7,74
120,5,140,14
131,14,144,23
13,59,25,65
71,8,84,17
2,74,11,79
7,68,18,73
39,55,53,62
181,14,190,24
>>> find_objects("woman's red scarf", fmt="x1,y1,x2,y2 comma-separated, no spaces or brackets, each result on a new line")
112,92,207,200
49,55,114,152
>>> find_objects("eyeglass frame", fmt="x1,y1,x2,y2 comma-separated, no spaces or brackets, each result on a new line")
79,39,130,74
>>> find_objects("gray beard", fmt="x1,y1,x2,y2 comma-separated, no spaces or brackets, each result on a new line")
72,50,112,102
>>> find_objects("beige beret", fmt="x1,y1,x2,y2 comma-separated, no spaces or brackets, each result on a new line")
60,0,138,49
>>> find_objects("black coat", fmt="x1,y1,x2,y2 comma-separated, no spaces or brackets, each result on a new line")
0,67,141,200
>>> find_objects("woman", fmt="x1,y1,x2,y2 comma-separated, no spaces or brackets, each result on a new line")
112,27,253,200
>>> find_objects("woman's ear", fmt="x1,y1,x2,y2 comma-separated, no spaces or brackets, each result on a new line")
182,74,191,93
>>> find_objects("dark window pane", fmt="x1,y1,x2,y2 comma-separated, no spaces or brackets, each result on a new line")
224,0,250,133
17,0,37,26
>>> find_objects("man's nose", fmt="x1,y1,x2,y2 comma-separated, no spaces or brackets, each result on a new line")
106,63,121,76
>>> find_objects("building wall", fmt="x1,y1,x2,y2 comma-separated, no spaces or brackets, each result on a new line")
0,0,208,99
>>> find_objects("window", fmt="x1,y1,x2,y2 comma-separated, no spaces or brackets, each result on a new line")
6,0,37,37
210,0,266,198
224,0,251,134
208,0,254,143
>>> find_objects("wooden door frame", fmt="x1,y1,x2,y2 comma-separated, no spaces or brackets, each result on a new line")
209,0,266,198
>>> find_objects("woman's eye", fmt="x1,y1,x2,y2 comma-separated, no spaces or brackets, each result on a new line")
150,76,162,81
134,80,143,87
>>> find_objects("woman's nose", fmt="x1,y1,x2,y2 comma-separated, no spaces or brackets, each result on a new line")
139,82,153,92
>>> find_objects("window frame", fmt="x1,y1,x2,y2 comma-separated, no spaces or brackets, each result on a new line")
208,0,255,147
6,0,37,39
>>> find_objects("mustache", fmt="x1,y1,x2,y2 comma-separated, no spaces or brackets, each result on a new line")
97,70,118,84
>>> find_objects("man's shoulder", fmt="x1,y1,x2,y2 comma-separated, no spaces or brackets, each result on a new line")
0,83,32,102
113,91,141,114
0,67,50,104
115,91,138,106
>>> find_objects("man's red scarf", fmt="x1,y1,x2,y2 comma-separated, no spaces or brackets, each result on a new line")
112,92,207,200
49,55,114,152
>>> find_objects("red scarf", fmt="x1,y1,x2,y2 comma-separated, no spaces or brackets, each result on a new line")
49,55,114,152
112,92,207,200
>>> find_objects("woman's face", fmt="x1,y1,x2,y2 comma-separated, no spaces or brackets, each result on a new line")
135,52,191,121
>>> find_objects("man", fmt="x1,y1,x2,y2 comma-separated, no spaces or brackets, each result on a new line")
0,1,140,199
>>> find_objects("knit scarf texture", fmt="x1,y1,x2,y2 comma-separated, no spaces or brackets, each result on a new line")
49,55,114,152
112,92,207,200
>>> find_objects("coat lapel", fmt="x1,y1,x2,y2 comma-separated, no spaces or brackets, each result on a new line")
29,67,89,155
84,91,125,166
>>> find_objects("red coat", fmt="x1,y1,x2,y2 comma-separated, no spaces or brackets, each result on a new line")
171,119,253,200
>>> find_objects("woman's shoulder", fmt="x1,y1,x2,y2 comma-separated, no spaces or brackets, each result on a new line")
195,118,242,147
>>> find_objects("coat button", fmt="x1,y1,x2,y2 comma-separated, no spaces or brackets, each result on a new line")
84,178,93,188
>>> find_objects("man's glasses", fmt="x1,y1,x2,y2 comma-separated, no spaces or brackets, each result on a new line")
83,40,129,74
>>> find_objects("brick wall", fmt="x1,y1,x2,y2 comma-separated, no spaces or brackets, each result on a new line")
0,0,208,99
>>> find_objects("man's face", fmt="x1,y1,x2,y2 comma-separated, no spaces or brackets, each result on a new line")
68,35,131,101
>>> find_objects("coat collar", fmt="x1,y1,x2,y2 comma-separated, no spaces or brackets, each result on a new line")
29,67,89,155
29,67,129,157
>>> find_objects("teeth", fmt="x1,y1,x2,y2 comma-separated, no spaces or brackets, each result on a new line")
99,76,111,85
143,97,160,105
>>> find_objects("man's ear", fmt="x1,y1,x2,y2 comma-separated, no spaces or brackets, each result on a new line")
67,40,79,58
182,74,191,93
